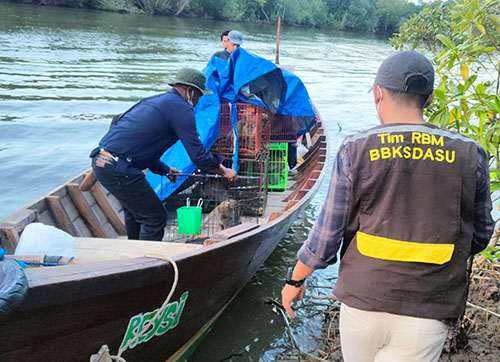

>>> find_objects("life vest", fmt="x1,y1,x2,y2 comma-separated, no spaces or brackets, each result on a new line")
334,123,478,320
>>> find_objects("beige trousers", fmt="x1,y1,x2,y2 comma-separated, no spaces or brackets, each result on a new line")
339,303,448,362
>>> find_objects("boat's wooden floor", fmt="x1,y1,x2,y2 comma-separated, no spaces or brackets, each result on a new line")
260,179,298,222
6,180,297,266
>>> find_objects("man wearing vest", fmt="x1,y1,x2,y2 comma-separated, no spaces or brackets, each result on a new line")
281,50,494,361
91,68,237,242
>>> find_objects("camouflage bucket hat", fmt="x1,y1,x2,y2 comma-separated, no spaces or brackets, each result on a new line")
168,68,213,95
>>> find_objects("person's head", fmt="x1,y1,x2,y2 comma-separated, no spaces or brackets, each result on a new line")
169,68,212,106
226,30,243,55
373,50,434,122
221,30,231,49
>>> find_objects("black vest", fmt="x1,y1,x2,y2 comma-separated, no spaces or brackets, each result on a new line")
334,123,478,320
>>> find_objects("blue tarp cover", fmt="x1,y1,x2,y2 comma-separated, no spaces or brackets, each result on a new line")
148,48,316,200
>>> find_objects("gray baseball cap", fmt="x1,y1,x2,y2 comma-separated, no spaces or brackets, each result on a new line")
228,30,243,45
375,50,434,96
168,68,212,95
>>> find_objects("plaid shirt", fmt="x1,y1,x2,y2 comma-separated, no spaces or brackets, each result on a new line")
297,143,495,270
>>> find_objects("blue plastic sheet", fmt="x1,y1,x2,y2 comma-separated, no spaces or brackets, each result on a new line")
148,48,316,200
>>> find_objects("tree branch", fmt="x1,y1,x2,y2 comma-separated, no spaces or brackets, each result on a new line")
174,0,190,16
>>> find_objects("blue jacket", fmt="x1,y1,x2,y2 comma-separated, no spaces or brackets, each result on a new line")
99,89,221,175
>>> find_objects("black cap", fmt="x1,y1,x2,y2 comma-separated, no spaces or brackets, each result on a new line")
375,50,434,96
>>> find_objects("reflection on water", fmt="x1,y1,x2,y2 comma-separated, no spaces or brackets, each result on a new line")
0,2,393,360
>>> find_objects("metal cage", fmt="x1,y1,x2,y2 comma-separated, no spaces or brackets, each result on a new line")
162,174,263,243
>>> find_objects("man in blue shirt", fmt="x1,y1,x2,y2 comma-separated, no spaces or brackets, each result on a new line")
91,68,237,241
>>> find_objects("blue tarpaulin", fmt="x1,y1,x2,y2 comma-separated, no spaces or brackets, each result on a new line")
148,48,316,200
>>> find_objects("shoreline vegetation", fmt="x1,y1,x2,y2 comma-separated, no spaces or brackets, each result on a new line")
4,0,424,34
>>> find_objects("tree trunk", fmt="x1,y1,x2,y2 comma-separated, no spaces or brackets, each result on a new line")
174,0,191,16
261,5,270,22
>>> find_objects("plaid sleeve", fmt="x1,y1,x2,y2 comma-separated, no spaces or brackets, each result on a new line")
297,144,351,270
471,145,495,255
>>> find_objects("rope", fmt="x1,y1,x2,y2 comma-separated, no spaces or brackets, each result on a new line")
107,256,179,362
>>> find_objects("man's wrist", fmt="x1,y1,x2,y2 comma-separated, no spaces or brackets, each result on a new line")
285,267,306,287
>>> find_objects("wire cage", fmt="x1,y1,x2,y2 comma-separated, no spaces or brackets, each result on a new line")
267,143,289,192
209,101,299,155
210,102,234,156
270,114,297,142
162,174,263,243
237,103,271,157
222,154,266,187
210,102,273,157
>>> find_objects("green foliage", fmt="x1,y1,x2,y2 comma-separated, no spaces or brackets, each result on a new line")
391,0,500,186
36,0,90,8
133,0,179,15
279,0,329,26
325,0,378,31
480,244,500,262
90,0,128,11
376,0,418,33
188,0,246,20
16,0,421,33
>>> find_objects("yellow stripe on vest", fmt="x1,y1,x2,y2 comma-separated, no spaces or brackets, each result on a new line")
357,231,454,265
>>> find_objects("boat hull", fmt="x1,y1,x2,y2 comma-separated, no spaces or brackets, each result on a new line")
0,198,309,362
0,117,327,361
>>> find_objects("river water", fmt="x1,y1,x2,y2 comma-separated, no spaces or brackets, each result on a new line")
0,2,393,361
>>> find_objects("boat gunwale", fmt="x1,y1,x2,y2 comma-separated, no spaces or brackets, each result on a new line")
3,119,328,309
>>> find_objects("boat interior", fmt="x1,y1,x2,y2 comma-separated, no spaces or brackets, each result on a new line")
0,118,326,266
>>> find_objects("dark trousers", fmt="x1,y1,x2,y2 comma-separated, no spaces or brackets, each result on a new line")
91,155,167,241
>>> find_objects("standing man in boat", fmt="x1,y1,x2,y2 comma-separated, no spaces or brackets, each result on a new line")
212,30,231,60
225,30,243,57
281,50,494,361
90,68,237,241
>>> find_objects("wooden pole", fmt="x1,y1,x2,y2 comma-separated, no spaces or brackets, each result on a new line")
275,16,281,65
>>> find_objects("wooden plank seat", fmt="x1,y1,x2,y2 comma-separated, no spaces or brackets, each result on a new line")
210,223,259,240
202,223,259,246
73,237,203,262
7,238,203,265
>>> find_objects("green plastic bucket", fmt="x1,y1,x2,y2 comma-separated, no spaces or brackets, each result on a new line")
177,205,202,234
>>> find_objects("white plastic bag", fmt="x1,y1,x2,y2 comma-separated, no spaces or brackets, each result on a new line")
15,223,75,257
297,143,309,164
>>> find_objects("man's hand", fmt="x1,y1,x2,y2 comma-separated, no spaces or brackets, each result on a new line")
212,165,238,181
281,261,314,318
220,166,238,182
167,167,181,183
281,283,305,319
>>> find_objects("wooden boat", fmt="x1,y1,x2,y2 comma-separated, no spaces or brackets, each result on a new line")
0,114,328,361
